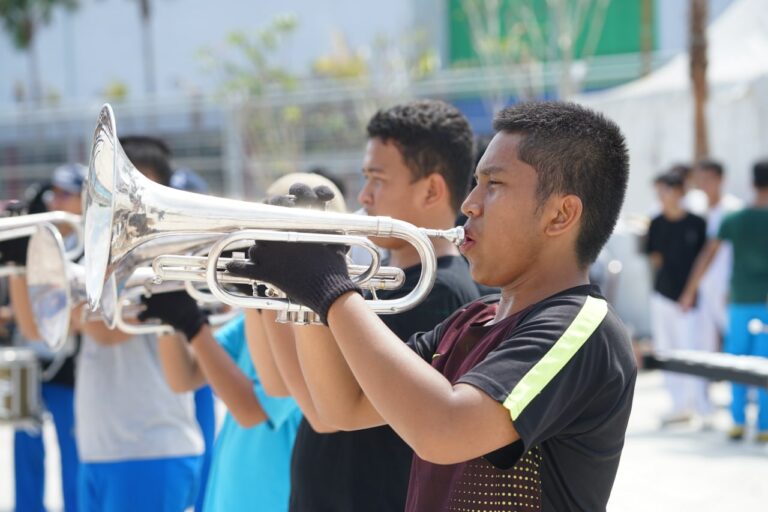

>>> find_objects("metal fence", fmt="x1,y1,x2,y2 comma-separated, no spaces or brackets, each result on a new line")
0,50,672,203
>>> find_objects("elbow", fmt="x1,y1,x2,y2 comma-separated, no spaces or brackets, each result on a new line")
315,403,355,431
408,423,472,466
304,415,337,434
411,434,465,466
261,379,290,398
167,378,196,394
327,414,363,433
230,407,267,429
310,423,338,434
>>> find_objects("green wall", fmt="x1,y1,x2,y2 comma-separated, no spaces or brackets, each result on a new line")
448,0,655,66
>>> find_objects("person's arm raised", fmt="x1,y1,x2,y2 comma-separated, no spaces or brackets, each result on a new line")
77,312,134,345
292,321,382,431
243,308,289,397
142,291,267,428
156,332,207,392
226,238,518,464
325,292,519,465
254,309,338,433
188,323,267,428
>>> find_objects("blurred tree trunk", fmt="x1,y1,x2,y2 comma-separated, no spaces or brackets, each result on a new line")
690,0,709,160
0,0,78,106
640,0,653,76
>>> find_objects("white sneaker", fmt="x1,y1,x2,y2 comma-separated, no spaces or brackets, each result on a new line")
660,411,692,427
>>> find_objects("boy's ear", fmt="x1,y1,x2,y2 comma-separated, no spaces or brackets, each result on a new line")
423,172,448,208
545,194,582,237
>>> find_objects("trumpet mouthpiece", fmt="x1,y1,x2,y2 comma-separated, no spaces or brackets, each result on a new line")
421,226,465,247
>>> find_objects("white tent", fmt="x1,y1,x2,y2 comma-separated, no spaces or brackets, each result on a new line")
580,0,768,214
577,0,768,336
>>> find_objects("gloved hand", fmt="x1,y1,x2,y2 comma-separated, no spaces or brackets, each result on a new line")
0,201,30,265
137,290,208,341
0,237,29,266
226,183,361,324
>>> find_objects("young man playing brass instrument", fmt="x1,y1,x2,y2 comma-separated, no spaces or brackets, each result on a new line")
242,99,480,511
228,102,636,511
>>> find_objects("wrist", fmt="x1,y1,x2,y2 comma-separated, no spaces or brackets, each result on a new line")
309,274,361,325
326,289,365,326
182,315,209,342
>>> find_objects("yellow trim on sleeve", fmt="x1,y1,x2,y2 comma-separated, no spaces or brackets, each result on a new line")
502,295,608,421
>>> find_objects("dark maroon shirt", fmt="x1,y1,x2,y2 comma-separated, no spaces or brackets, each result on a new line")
405,286,636,511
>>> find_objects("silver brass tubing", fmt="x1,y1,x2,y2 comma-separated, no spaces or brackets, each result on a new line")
0,211,83,261
203,226,437,315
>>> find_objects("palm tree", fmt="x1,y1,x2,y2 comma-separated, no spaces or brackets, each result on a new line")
689,0,709,160
0,0,78,105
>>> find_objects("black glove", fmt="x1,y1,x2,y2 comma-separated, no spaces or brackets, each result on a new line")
137,291,208,341
0,201,30,265
226,183,361,324
0,237,29,266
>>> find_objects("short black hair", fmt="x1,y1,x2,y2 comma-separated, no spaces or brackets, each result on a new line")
654,170,685,189
367,100,474,212
753,159,768,188
120,135,173,186
667,163,691,181
492,102,629,267
695,159,724,177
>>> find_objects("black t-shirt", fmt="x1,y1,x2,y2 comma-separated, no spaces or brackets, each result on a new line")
405,285,637,511
289,255,480,512
645,213,707,301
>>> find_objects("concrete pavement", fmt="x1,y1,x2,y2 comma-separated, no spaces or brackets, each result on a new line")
2,371,766,511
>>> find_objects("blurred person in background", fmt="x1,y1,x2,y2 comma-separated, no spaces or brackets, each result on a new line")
169,166,217,512
9,138,205,512
690,160,743,351
645,170,709,426
3,166,85,512
681,160,768,442
144,174,332,511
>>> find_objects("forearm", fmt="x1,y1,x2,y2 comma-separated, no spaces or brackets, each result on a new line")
682,240,721,297
8,275,42,340
157,333,206,392
293,322,383,431
190,324,267,428
261,310,337,433
78,317,133,345
244,309,289,396
327,292,518,464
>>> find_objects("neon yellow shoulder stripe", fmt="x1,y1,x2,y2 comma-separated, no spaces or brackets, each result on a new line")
503,295,608,421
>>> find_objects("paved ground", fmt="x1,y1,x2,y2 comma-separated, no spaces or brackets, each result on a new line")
2,371,766,511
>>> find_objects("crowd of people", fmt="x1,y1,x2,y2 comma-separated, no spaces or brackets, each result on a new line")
0,97,700,512
644,160,768,441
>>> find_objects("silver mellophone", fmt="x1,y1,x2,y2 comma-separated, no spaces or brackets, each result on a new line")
1,103,466,354
0,103,465,427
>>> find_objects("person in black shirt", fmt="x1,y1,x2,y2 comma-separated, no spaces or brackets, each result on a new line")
646,170,708,425
229,102,636,511
241,100,479,511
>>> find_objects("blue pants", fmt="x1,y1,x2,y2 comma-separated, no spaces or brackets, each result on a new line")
14,383,79,512
724,304,768,431
194,385,216,512
78,455,201,512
